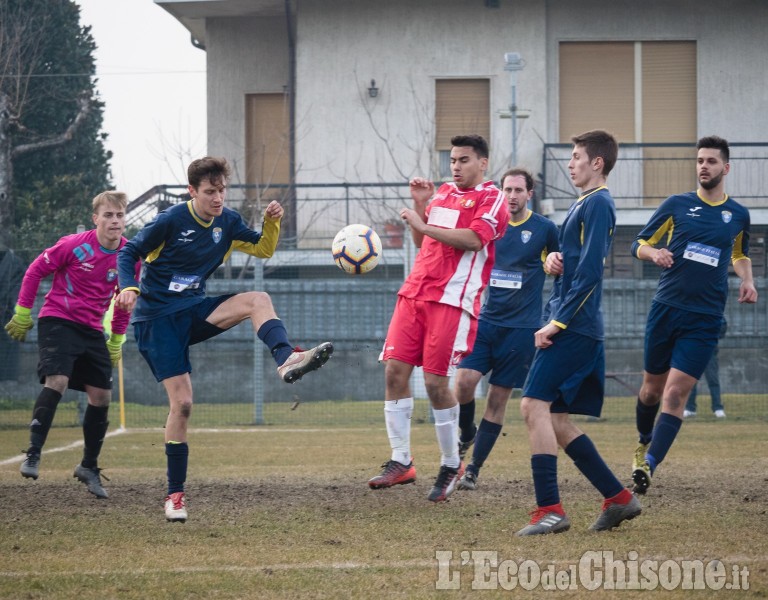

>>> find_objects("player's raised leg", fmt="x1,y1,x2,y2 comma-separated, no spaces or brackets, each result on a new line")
207,291,333,384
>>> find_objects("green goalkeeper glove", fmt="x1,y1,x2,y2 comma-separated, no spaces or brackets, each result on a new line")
106,333,126,367
4,305,33,342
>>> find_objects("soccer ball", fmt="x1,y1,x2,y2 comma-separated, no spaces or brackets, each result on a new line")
331,224,382,274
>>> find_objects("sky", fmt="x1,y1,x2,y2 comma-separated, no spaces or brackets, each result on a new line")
75,0,207,199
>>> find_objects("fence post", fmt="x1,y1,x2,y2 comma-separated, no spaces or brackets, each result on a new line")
253,259,265,425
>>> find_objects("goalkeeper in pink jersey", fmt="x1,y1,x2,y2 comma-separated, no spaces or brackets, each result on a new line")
5,191,137,499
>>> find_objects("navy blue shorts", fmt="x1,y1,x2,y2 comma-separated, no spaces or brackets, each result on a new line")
37,317,112,392
458,320,536,389
522,329,605,417
134,295,234,382
644,301,722,379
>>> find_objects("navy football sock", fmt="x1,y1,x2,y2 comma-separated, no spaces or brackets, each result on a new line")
636,398,660,445
257,319,293,365
469,418,502,473
458,400,476,442
646,413,683,472
564,434,624,499
531,454,559,507
166,442,189,495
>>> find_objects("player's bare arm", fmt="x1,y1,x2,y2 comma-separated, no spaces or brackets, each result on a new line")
115,289,138,312
638,244,674,268
733,259,758,304
400,208,481,251
409,177,434,210
534,322,561,349
264,200,284,220
544,251,563,276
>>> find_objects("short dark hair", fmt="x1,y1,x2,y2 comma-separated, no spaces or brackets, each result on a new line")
187,156,231,189
500,167,534,192
571,130,619,176
451,134,489,159
697,135,730,163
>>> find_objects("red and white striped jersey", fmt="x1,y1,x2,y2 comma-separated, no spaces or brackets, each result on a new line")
398,180,508,317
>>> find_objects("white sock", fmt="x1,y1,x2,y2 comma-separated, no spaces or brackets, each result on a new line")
385,398,413,465
433,404,460,469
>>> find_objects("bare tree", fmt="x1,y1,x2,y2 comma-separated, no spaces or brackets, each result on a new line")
0,2,92,248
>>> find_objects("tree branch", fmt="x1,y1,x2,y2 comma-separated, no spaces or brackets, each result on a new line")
11,95,90,158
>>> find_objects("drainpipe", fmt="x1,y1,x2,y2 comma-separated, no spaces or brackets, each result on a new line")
285,0,297,247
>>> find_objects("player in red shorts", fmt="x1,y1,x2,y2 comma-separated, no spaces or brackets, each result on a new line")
369,134,509,502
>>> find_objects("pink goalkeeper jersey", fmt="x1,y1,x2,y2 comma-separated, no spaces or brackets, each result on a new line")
398,180,508,316
17,230,132,334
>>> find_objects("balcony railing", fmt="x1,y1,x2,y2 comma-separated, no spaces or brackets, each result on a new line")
541,142,768,212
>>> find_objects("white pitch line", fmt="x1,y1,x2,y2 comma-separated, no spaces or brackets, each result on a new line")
0,426,380,465
0,556,763,579
0,427,128,466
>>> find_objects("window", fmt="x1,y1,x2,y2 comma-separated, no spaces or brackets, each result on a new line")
435,79,490,178
559,41,696,206
245,93,290,193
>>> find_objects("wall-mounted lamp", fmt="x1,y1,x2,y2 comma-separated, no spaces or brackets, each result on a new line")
367,79,379,98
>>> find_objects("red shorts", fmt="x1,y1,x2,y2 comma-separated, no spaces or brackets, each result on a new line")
381,296,477,376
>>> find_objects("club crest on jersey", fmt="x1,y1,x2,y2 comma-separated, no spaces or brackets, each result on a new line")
721,211,732,223
106,268,118,282
521,230,532,244
459,197,476,208
212,227,222,243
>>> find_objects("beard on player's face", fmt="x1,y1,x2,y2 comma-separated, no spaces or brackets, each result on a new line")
699,170,724,190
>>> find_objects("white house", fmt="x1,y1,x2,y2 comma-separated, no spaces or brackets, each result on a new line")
155,0,768,274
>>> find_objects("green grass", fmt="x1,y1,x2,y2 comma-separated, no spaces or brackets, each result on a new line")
0,419,766,599
2,394,767,430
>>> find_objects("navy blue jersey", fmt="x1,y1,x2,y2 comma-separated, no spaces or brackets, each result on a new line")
117,201,280,322
480,211,560,328
545,187,615,340
631,191,751,316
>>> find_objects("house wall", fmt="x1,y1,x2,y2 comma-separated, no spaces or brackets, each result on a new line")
206,16,289,182
545,0,768,143
293,0,547,184
200,0,768,200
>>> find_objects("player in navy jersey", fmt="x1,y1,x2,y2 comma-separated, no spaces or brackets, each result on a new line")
516,130,642,536
115,157,333,522
453,167,559,491
630,136,757,495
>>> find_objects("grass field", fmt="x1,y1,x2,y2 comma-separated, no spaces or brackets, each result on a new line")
0,417,766,599
2,393,767,429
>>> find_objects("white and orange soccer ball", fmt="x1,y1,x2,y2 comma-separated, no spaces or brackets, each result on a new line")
331,224,382,274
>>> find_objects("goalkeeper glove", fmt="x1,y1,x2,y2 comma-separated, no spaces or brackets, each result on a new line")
4,305,33,342
106,333,126,367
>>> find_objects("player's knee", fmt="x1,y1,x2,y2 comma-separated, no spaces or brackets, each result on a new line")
88,390,111,407
248,291,273,310
663,384,689,411
179,401,193,419
639,386,662,406
44,375,68,394
384,362,409,393
171,397,193,419
519,397,536,422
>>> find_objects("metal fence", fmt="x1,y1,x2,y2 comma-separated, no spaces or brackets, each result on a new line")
2,145,767,428
1,275,765,429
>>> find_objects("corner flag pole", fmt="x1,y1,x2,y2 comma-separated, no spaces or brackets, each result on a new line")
118,356,126,431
